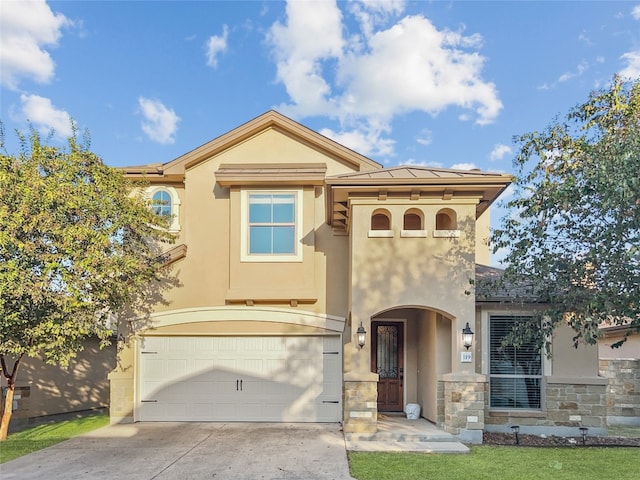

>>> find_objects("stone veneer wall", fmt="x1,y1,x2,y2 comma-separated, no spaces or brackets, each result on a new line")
440,377,486,443
343,380,377,433
436,380,445,427
485,379,608,436
599,359,640,425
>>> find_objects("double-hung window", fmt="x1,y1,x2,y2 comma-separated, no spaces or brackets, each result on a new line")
242,191,302,262
489,315,542,409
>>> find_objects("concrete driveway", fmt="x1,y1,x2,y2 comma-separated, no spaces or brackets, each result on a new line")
0,423,354,480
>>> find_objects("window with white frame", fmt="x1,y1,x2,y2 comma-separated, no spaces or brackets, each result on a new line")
241,190,302,262
489,315,542,409
147,186,181,233
152,190,172,218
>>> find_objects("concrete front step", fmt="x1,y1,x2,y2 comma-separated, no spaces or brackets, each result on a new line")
345,439,470,453
344,416,470,453
346,431,457,442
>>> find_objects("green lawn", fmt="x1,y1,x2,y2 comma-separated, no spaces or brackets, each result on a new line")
0,414,109,464
350,446,640,480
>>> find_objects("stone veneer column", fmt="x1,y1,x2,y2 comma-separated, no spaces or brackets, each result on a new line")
343,374,378,433
600,359,640,424
441,372,487,443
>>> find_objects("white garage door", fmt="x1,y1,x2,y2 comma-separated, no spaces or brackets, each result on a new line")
138,335,342,422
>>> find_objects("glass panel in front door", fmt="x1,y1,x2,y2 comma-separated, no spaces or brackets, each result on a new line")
376,325,398,378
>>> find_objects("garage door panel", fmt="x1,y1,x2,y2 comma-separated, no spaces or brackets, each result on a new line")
139,335,342,422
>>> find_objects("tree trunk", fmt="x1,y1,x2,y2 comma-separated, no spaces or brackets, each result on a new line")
0,384,14,441
0,354,22,441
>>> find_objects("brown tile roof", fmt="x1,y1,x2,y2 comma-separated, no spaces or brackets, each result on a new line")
475,264,544,303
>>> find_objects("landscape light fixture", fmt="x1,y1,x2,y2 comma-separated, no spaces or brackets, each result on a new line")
357,322,367,349
462,322,474,350
579,427,588,445
511,425,520,445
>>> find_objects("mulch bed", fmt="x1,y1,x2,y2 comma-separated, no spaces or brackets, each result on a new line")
483,432,640,447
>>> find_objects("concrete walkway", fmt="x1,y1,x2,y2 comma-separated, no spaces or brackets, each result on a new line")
0,423,353,480
345,414,470,453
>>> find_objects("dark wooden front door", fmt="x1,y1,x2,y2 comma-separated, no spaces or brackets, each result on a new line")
372,321,404,411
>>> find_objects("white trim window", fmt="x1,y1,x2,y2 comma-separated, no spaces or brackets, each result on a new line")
152,190,172,218
146,186,181,233
241,190,302,262
489,315,542,410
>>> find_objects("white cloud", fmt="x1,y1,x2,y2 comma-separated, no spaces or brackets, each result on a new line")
138,97,180,144
618,9,640,88
267,1,502,157
205,25,228,68
347,0,406,39
489,143,512,162
577,32,592,46
619,51,640,79
20,94,72,138
558,61,589,83
404,158,443,168
450,162,477,170
267,0,344,117
320,122,396,158
416,128,432,146
0,0,71,89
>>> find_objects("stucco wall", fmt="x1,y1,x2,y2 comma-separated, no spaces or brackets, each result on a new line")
151,128,359,318
552,323,600,377
347,200,477,379
599,332,640,359
4,337,116,428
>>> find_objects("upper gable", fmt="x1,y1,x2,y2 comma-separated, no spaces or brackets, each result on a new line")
206,127,367,178
123,111,382,182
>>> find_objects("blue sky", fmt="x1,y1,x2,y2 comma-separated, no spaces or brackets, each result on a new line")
2,0,639,170
1,1,639,261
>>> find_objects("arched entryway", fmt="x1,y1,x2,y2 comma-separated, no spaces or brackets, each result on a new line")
371,306,453,423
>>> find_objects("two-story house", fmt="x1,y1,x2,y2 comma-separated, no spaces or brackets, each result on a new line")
110,111,607,442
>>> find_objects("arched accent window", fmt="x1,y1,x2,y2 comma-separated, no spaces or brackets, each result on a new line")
434,208,460,238
147,186,181,232
152,190,172,218
371,211,391,230
400,208,426,237
369,209,393,237
435,208,457,230
403,210,423,230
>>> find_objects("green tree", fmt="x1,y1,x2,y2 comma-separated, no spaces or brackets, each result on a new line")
0,127,174,440
489,76,640,352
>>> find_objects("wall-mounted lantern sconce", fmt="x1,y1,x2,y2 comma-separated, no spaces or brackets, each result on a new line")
462,322,474,350
357,322,367,349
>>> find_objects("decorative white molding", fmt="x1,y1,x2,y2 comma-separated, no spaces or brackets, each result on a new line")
400,230,427,238
433,229,460,238
368,230,394,238
132,306,346,333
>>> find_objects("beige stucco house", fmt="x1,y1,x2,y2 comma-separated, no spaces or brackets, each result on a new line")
109,111,607,442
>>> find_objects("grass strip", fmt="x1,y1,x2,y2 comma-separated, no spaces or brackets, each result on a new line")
0,414,109,464
350,445,640,480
